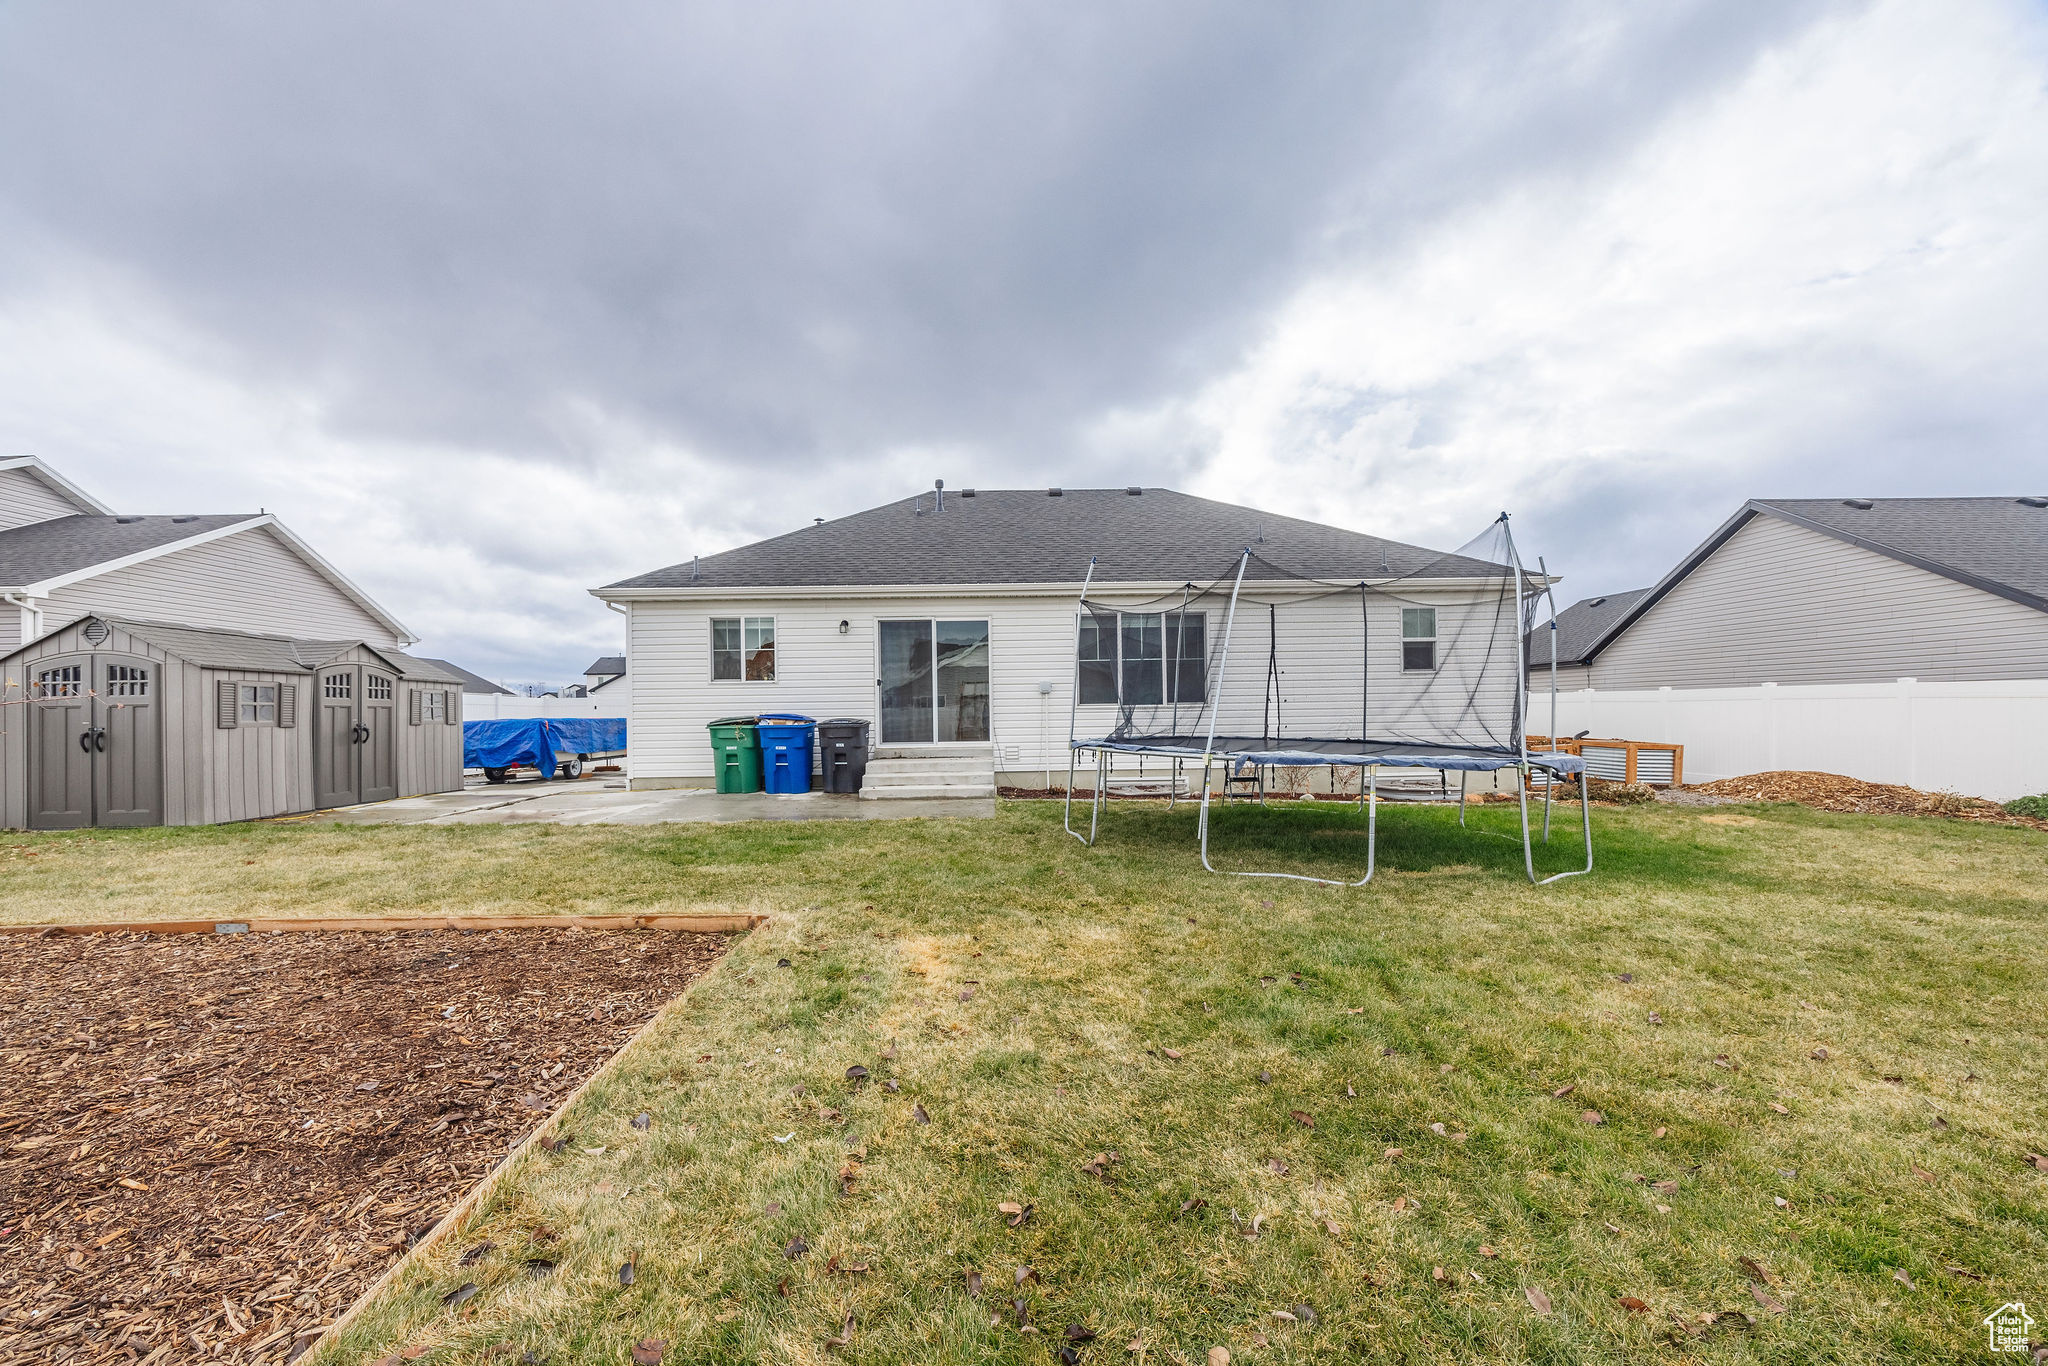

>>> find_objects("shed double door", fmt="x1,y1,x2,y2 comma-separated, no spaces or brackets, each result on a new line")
314,665,398,808
27,654,163,830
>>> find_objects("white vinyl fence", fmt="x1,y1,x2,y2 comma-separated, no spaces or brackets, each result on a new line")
462,691,628,721
1529,679,2048,802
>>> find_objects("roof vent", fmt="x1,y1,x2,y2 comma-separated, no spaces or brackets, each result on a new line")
1126,486,1143,496
114,515,142,523
2018,496,2048,508
171,515,197,523
1841,498,1874,510
1047,487,1063,497
814,517,824,526
1589,596,1608,607
960,488,976,498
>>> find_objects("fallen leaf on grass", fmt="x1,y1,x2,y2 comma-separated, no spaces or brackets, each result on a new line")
1750,1284,1785,1314
958,988,975,1002
1653,1180,1679,1194
825,1255,870,1274
1767,1102,1789,1115
783,1237,809,1259
913,1104,930,1125
1652,1126,1667,1139
1581,1110,1604,1126
1603,1222,1622,1234
1322,1218,1341,1235
1617,1296,1649,1312
1524,1287,1553,1316
1810,1047,1829,1061
1066,1324,1098,1342
618,1257,636,1287
1016,1265,1040,1286
524,1259,556,1278
1266,1158,1289,1176
776,1278,790,1297
458,1240,494,1266
965,1270,983,1298
1207,1348,1230,1366
1479,1245,1497,1258
1552,1084,1575,1098
443,1283,478,1308
845,1065,869,1084
1384,1147,1403,1162
1647,1012,1663,1026
1160,1048,1183,1060
631,1112,652,1130
1176,1198,1207,1219
825,1313,855,1349
1893,1268,1915,1290
1912,1164,1936,1183
1946,1264,1983,1281
2026,1153,2048,1172
630,1343,664,1366
1737,1256,1773,1284
1006,1203,1034,1228
818,1109,842,1123
1431,1266,1447,1283
1774,1197,1789,1208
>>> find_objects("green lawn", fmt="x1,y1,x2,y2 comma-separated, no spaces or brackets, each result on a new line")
9,799,2046,1363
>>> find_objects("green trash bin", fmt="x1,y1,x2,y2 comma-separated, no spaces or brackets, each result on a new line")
707,716,762,793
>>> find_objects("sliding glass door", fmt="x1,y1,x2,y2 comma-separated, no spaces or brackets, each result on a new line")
878,619,990,744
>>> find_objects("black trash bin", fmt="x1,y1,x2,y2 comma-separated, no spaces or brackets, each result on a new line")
817,718,873,794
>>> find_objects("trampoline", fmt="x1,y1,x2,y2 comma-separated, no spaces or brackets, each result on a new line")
1061,514,1591,887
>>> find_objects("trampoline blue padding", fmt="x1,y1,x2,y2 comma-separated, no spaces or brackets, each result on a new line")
1074,735,1583,775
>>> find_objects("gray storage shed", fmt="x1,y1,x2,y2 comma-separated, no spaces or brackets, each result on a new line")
0,615,465,829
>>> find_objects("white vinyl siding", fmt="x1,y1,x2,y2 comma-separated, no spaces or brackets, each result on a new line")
625,584,1519,782
0,467,86,532
37,526,399,647
1590,515,2048,689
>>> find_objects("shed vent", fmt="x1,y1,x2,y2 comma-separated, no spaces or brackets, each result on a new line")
115,516,141,524
172,515,197,523
1841,498,1874,510
1588,597,1608,607
2018,496,2048,508
1126,486,1143,496
1047,487,1063,497
960,488,976,498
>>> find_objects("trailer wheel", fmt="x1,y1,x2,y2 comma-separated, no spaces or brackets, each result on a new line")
558,756,586,780
484,767,510,784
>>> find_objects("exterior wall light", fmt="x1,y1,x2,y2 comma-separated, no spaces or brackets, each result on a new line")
839,620,850,634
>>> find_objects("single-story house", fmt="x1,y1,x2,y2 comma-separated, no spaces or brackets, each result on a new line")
1534,496,2048,799
592,485,1536,793
0,615,465,829
0,455,465,824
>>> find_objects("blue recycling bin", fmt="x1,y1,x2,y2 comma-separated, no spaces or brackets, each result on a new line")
756,714,817,794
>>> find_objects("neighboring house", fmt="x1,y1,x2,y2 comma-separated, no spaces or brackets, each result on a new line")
1538,496,2048,799
592,485,1532,792
1563,498,2048,688
1525,588,1649,690
416,658,516,695
0,456,465,826
0,457,410,653
584,655,626,691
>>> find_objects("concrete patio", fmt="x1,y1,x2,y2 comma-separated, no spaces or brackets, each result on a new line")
304,777,996,826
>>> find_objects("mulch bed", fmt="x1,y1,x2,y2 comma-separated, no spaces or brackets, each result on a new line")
0,927,729,1366
1688,770,2048,830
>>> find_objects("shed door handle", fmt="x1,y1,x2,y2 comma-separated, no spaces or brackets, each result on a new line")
95,729,108,752
79,730,93,753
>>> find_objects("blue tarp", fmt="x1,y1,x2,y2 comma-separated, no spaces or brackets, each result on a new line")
464,718,627,780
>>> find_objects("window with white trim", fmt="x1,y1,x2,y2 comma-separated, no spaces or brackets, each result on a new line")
711,616,776,682
421,688,446,721
1077,610,1204,705
1401,607,1437,671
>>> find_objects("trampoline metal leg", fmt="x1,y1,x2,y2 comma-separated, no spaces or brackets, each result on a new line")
1199,764,1376,888
1542,765,1553,843
1519,764,1594,886
1458,771,1468,827
1091,748,1106,845
1063,744,1090,845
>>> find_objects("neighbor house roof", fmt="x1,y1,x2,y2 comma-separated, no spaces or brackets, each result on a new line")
0,514,256,587
0,615,461,682
418,657,515,694
0,456,113,514
1525,589,1650,667
584,655,626,677
599,487,1517,593
1579,496,2048,663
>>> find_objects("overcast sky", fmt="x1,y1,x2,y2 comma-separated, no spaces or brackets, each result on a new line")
2,1,2043,682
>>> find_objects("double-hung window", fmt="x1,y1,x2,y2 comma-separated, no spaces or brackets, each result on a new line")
711,616,776,682
1077,610,1205,705
1401,607,1437,671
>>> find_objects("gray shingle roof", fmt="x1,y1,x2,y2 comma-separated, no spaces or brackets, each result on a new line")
0,514,258,587
1753,497,2048,608
417,657,515,694
3,615,465,682
602,487,1510,591
1525,589,1650,666
583,655,626,677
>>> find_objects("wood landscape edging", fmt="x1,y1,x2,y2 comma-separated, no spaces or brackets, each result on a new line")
297,918,764,1363
0,913,766,937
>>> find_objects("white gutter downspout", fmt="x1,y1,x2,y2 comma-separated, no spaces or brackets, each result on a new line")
2,591,42,643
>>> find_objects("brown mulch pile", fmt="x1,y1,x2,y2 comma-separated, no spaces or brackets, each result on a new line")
0,927,728,1366
1688,771,2048,831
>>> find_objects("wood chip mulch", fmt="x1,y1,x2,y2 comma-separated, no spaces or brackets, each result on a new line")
1688,770,2048,831
0,926,729,1366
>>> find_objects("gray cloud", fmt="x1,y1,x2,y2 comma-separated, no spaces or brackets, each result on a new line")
2,0,2037,679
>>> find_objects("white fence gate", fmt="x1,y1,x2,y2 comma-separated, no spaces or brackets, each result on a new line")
1529,679,2048,802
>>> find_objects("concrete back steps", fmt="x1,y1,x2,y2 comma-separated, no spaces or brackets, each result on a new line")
860,742,997,800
